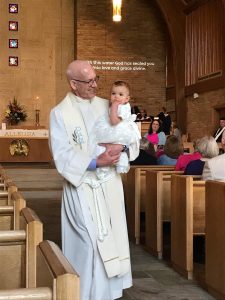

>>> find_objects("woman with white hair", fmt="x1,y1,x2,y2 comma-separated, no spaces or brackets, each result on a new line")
184,135,219,175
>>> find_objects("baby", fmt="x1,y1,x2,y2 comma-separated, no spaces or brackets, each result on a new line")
93,81,141,180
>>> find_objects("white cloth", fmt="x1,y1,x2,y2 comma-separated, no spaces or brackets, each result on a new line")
93,103,141,179
202,153,225,181
49,93,139,300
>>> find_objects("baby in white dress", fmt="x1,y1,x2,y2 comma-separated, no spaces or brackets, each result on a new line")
93,81,141,180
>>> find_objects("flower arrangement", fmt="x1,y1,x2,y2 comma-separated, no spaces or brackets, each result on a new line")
5,97,27,125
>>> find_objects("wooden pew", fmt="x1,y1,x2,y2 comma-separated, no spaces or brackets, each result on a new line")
0,165,5,183
4,168,63,245
171,174,205,279
0,240,79,300
36,240,79,299
0,287,52,300
0,180,17,205
145,170,183,258
0,191,26,231
205,180,225,300
124,165,175,244
0,207,43,289
0,166,13,190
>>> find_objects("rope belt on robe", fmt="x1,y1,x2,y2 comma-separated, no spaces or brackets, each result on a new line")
84,176,109,242
83,171,130,278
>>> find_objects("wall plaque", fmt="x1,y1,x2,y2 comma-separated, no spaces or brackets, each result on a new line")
9,139,29,156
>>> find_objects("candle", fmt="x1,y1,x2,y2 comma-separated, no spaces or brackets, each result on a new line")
1,123,6,130
34,96,40,110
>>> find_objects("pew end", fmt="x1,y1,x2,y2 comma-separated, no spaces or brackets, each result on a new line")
0,191,26,231
205,180,225,300
37,240,80,300
145,170,183,259
124,165,175,244
20,207,43,288
0,207,43,290
171,174,205,280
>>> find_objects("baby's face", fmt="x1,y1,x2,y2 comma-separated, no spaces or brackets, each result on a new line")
111,85,130,104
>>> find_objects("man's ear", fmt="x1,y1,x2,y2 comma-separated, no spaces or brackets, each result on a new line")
70,80,77,91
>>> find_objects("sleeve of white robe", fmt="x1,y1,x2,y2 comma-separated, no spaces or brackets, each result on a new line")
129,139,140,161
49,107,92,187
202,160,213,180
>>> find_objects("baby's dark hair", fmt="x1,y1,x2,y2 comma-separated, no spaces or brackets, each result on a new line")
112,81,130,93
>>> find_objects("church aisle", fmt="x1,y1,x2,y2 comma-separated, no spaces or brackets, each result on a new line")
122,243,214,300
1,163,215,299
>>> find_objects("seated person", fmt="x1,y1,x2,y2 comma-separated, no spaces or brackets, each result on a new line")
144,117,166,153
184,136,219,175
131,137,157,165
202,131,225,180
175,139,202,171
157,135,183,166
171,121,181,140
213,116,225,142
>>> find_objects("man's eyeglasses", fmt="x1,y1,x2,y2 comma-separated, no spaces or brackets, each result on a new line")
72,76,100,86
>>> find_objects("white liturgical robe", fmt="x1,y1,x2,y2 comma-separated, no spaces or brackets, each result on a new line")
49,92,140,300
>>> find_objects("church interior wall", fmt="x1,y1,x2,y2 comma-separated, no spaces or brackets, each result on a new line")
0,0,74,127
75,0,167,119
186,87,225,141
0,0,169,128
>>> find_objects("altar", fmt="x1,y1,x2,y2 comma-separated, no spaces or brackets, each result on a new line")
0,128,52,163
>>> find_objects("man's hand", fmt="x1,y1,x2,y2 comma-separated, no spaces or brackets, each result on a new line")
99,143,123,156
96,148,120,167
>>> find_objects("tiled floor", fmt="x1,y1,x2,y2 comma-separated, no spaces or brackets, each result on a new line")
121,243,215,300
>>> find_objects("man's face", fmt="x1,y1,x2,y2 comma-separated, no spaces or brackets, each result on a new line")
72,66,98,100
220,119,225,127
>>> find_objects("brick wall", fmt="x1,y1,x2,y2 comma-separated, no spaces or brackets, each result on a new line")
187,88,225,140
76,0,167,117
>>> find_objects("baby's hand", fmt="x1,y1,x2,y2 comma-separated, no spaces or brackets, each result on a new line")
111,98,122,105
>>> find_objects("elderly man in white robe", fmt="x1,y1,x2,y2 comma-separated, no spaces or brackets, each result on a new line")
49,60,140,300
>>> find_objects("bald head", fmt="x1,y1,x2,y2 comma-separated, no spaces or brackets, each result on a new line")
66,60,97,100
66,60,93,82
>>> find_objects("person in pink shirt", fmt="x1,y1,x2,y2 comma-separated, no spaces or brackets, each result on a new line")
144,118,166,154
175,139,202,171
